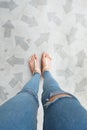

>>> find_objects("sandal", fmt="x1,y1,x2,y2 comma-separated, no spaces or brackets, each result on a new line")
29,54,41,75
42,58,49,74
41,54,52,75
32,59,41,75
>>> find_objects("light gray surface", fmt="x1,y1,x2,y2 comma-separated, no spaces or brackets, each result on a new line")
0,0,87,129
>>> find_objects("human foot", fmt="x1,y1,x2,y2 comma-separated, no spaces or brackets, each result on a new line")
41,52,52,75
29,54,41,75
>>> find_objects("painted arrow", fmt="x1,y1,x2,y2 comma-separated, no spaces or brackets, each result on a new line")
9,73,23,88
7,55,24,67
0,0,17,11
57,68,73,79
48,12,61,26
29,0,47,7
15,36,29,51
63,0,73,13
76,14,87,28
0,68,4,71
75,77,87,93
76,50,87,67
54,44,68,59
66,27,77,44
2,20,14,37
21,15,38,27
0,86,8,101
35,33,49,46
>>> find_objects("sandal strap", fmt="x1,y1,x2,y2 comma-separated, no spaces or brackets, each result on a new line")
33,59,41,74
42,58,49,73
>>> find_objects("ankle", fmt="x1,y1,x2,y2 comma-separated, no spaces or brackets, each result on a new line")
33,72,41,77
42,70,50,77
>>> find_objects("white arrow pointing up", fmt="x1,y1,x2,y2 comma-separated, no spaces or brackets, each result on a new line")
2,20,14,37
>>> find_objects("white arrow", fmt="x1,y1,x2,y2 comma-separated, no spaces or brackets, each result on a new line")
0,86,8,101
76,14,87,27
48,12,61,25
7,55,24,67
29,0,47,7
54,44,68,59
63,0,73,13
35,33,49,46
75,77,87,92
2,20,14,37
76,50,87,67
15,36,29,51
66,27,77,44
57,68,73,79
21,15,38,27
9,73,23,88
0,0,17,11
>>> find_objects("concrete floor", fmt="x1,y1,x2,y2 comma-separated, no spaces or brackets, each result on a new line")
0,0,87,129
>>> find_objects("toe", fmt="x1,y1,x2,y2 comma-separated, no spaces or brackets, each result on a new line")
29,60,32,65
29,58,32,63
34,54,38,60
30,55,35,63
29,55,34,63
46,53,48,57
42,52,46,58
47,53,52,60
32,55,35,59
42,52,45,57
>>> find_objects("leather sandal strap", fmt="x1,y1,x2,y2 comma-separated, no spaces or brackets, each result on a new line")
42,59,49,74
33,59,41,74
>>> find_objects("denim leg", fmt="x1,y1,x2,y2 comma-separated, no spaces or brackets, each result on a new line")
0,73,41,130
42,71,76,106
42,71,87,130
20,73,41,101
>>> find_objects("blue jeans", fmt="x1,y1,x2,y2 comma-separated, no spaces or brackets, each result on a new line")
0,71,87,130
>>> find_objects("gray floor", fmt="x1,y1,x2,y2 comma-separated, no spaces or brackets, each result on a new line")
0,0,87,129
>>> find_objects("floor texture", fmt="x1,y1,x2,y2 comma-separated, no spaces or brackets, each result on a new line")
0,0,87,129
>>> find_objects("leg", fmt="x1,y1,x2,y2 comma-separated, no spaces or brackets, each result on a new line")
42,71,73,106
41,52,87,130
0,54,41,130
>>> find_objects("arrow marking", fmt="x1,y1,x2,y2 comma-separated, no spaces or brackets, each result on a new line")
57,68,73,79
7,56,24,67
0,0,17,11
2,20,14,37
75,78,87,92
76,14,87,28
21,15,38,27
35,33,49,46
76,50,87,67
48,12,61,25
63,0,73,13
15,36,29,51
9,73,23,88
66,27,77,44
29,0,47,7
0,86,8,101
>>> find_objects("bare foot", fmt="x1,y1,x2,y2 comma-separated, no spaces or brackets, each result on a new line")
41,52,52,75
29,54,41,75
